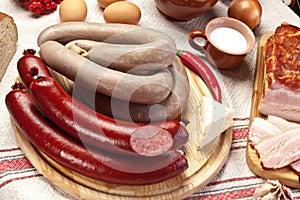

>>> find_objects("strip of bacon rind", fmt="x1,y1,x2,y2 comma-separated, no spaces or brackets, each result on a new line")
267,115,300,130
249,115,300,172
255,127,300,169
248,117,282,147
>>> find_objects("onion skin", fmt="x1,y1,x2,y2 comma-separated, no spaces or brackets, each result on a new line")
228,0,262,30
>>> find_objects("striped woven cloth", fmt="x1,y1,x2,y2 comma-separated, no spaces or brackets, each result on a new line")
2,118,300,199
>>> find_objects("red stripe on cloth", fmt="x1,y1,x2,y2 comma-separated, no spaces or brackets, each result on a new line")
0,158,33,173
0,174,43,188
231,145,246,151
185,188,255,200
233,117,250,121
0,147,22,153
207,175,258,186
232,128,248,140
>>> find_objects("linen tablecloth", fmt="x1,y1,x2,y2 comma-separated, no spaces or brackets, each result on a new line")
1,0,300,199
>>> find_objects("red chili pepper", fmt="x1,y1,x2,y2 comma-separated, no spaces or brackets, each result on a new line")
177,50,222,103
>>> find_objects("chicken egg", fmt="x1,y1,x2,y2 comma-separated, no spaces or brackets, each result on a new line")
97,0,124,8
103,1,141,25
59,0,88,22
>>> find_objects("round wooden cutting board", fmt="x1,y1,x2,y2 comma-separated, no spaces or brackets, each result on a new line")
12,67,233,200
247,32,300,189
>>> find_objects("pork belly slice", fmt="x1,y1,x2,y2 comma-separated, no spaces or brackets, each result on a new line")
267,116,300,174
249,116,300,172
259,23,300,123
267,115,300,130
259,88,300,123
255,127,300,169
290,160,300,175
250,116,300,173
248,117,282,147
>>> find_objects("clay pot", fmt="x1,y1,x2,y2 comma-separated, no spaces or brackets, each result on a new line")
155,0,219,21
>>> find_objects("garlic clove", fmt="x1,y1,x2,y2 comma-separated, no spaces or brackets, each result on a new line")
260,192,279,200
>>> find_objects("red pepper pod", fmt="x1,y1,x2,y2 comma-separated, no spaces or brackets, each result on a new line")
177,50,222,103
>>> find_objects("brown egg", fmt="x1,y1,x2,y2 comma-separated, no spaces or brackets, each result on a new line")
59,0,88,22
103,1,141,25
97,0,124,8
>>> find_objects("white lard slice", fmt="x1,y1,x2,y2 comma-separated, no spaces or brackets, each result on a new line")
199,96,233,147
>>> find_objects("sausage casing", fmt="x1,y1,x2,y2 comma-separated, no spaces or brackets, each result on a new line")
5,89,188,185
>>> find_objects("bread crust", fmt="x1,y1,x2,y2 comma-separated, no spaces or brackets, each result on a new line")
0,12,18,81
0,12,9,20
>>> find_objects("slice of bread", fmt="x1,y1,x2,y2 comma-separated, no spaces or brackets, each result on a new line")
0,12,18,82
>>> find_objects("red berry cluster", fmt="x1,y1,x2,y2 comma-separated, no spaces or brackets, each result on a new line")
19,0,63,15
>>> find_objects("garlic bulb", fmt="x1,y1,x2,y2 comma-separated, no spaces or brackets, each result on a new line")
254,180,293,200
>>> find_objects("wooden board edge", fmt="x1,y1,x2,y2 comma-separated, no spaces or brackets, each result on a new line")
12,120,232,200
246,32,300,189
10,66,233,199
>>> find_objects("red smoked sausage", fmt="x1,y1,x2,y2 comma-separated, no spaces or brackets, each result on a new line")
29,76,176,156
17,54,52,88
5,89,188,185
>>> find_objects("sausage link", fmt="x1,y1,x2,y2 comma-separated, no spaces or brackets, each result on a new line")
37,22,176,68
39,40,173,104
67,39,174,74
17,54,52,87
5,89,188,185
29,76,176,156
74,56,190,122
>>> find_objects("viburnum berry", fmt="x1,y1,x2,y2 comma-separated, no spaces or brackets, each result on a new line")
45,3,51,10
34,8,42,15
16,0,63,15
51,1,57,9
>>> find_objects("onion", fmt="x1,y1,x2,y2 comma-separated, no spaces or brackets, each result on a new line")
228,0,262,30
